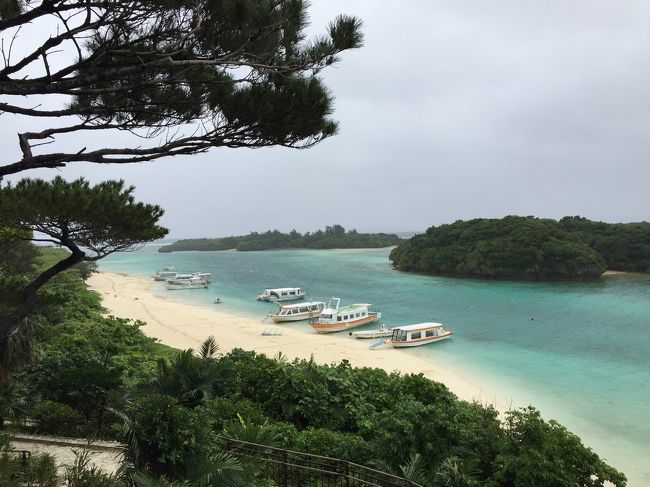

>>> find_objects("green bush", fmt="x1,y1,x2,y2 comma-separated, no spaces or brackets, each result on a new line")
32,400,84,436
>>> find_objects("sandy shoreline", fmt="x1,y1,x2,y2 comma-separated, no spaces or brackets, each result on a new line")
87,271,508,411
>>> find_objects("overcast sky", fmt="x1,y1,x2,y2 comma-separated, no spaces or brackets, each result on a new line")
3,1,649,238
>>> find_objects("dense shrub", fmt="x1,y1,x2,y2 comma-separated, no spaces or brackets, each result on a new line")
32,400,84,436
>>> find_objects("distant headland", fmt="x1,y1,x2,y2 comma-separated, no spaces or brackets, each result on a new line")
390,216,650,280
158,225,401,252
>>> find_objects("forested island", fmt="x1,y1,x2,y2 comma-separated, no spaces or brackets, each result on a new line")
390,216,650,279
159,225,401,252
0,243,626,486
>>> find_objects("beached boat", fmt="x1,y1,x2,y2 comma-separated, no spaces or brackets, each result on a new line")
268,301,325,323
349,324,393,339
165,274,210,290
386,322,454,348
153,266,178,281
310,298,381,334
257,287,305,302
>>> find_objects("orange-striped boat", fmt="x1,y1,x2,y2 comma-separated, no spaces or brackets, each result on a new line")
310,297,381,334
386,322,454,348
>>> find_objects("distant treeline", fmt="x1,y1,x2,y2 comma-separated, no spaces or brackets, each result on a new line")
390,216,650,279
158,225,401,252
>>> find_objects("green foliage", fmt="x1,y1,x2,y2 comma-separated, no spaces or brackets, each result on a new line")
131,394,214,479
0,238,38,275
560,216,650,272
0,177,168,256
32,400,84,436
63,448,122,487
0,381,28,426
390,216,611,279
490,407,626,486
0,0,21,19
158,225,401,252
0,443,58,487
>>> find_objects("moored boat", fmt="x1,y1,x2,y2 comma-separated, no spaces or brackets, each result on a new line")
153,266,178,281
165,275,209,290
268,301,325,323
310,297,381,334
386,322,454,348
257,287,305,302
349,324,393,339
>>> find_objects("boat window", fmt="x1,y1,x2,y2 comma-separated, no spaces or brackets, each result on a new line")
411,332,422,340
321,314,331,319
362,311,366,316
337,316,342,321
426,330,435,337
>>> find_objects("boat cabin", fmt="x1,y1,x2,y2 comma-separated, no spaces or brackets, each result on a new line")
389,322,454,347
274,301,324,317
257,287,306,301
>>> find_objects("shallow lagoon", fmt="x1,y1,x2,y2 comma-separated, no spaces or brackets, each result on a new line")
101,246,650,485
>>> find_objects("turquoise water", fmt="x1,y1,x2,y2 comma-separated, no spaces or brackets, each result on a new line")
100,246,650,485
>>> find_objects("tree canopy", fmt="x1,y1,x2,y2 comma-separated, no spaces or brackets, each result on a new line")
390,216,611,279
158,225,401,252
0,0,363,178
0,0,362,342
0,177,167,341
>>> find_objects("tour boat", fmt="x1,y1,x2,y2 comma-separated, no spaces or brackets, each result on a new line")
386,322,454,348
165,273,211,290
310,298,381,334
349,324,393,339
153,266,178,281
268,301,325,323
257,287,306,302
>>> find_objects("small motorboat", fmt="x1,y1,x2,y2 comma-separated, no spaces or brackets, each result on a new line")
386,322,454,348
214,297,222,304
349,324,393,339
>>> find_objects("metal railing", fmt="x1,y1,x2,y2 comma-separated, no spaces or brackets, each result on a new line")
218,437,423,487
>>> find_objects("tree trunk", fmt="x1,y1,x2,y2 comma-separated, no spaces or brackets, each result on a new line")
0,248,85,344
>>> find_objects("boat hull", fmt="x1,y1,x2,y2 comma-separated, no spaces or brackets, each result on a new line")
165,283,208,290
389,333,453,348
350,328,392,339
258,295,305,302
270,312,321,323
311,313,381,334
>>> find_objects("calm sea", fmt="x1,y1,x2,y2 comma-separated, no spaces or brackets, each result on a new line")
100,245,650,485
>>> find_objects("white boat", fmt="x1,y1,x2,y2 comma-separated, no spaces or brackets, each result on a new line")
386,322,454,348
153,266,178,281
257,287,305,302
349,324,393,339
193,272,212,283
268,301,325,323
310,298,381,334
165,275,209,290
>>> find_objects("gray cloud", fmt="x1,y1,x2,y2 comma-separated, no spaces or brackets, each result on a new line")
3,1,649,237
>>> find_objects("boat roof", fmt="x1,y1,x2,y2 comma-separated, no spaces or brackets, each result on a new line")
278,301,325,309
334,303,372,312
263,287,303,292
393,322,445,331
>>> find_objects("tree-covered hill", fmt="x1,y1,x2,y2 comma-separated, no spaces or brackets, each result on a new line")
390,216,650,279
158,225,401,252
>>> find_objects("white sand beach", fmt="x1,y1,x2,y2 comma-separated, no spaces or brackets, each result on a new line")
87,271,506,411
